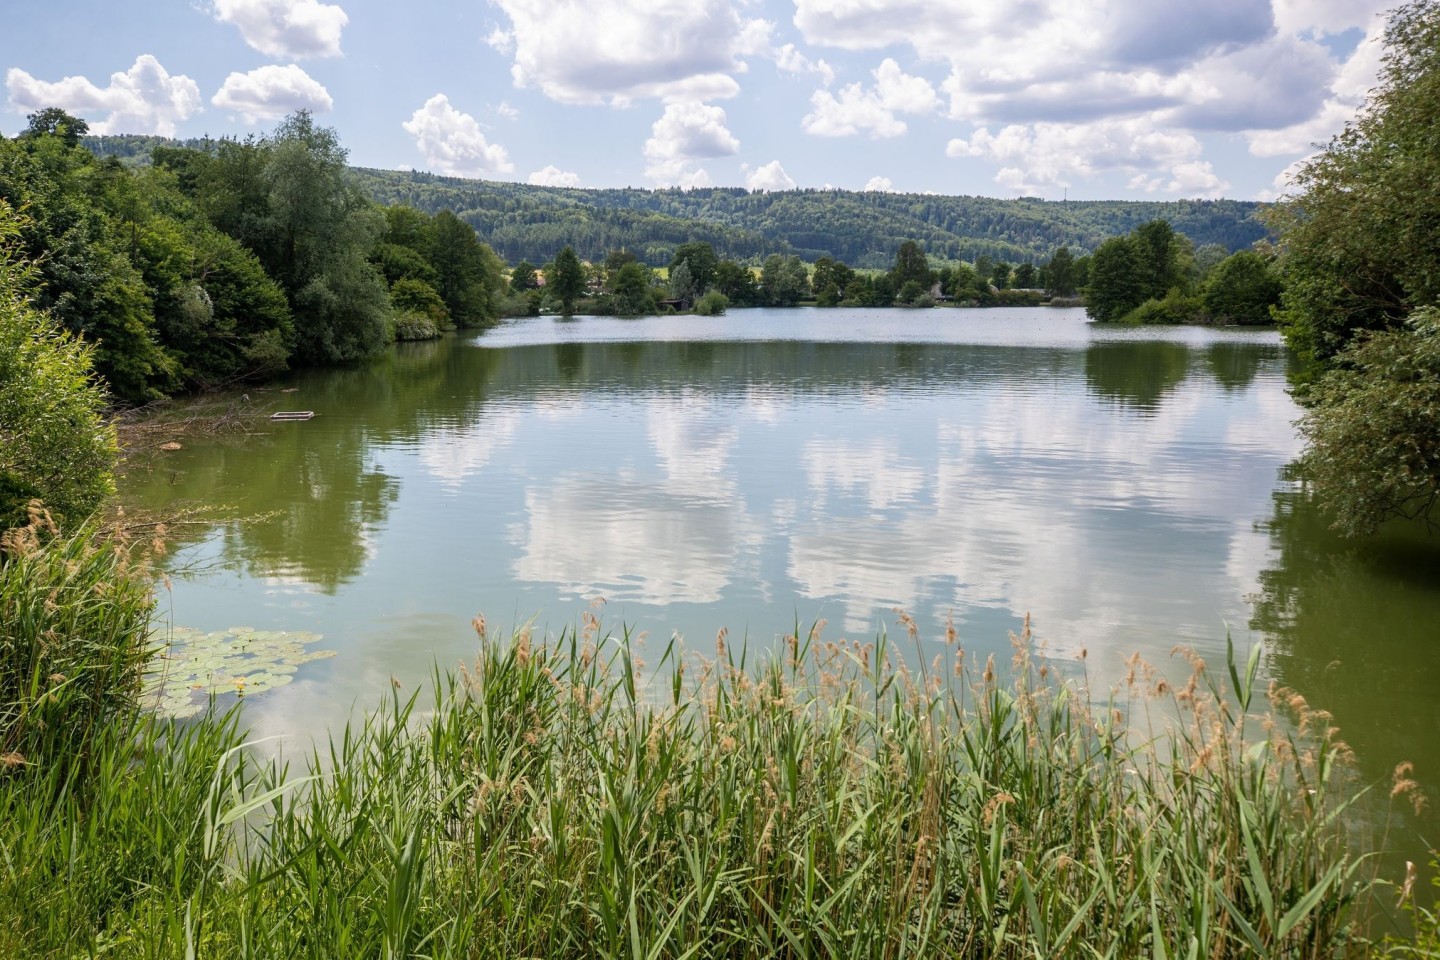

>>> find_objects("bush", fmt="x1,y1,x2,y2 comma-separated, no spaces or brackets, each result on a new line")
1123,286,1204,324
392,310,441,341
693,290,728,315
1297,306,1440,535
0,205,117,529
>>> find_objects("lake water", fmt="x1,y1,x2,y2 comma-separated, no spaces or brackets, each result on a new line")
122,306,1440,856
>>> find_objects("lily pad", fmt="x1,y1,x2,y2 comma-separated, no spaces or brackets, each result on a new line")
144,625,336,718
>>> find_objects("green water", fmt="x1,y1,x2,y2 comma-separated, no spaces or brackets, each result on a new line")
123,306,1440,858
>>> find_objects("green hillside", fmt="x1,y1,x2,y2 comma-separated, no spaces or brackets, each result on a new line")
83,135,1269,268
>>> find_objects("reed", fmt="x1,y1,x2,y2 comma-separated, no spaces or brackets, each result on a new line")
0,542,1419,956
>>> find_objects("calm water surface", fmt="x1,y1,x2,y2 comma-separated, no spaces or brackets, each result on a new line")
123,306,1440,854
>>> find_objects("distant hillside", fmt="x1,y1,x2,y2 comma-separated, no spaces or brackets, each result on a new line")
82,134,1270,268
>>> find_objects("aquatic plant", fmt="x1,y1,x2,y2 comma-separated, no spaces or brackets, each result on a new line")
145,626,336,719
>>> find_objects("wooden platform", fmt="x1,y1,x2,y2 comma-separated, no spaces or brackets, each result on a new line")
270,411,315,421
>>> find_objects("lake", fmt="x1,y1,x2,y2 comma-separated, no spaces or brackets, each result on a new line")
122,306,1440,855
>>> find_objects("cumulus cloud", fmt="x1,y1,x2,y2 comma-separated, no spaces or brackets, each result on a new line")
211,64,333,123
792,0,1392,196
948,118,1229,197
489,0,753,105
863,175,894,192
773,43,835,85
1245,18,1385,158
211,0,348,59
745,160,796,191
643,101,739,185
802,58,937,137
528,164,581,187
402,94,513,178
6,55,201,136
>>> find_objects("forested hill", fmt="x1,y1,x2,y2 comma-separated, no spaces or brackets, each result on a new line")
84,134,1268,268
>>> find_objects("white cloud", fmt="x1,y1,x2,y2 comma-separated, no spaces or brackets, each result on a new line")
1245,18,1385,158
211,0,348,59
791,0,1393,196
211,64,333,123
528,164,581,187
863,175,894,192
643,101,739,185
402,94,514,178
774,43,835,85
802,58,937,138
745,160,796,191
947,118,1228,197
490,0,751,105
6,55,201,136
496,101,520,120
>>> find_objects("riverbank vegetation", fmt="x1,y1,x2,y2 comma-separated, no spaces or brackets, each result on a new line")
4,502,1429,956
1,109,506,403
1267,0,1440,535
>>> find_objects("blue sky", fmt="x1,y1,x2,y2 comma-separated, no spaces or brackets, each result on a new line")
1,0,1392,200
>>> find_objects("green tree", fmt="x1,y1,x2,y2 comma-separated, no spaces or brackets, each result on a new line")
21,107,89,149
668,261,696,302
1269,0,1440,368
610,261,656,315
510,260,539,292
760,254,809,306
0,204,116,527
424,210,504,327
1297,308,1440,534
668,242,718,294
991,262,1012,290
1202,251,1282,324
1045,247,1076,296
549,246,586,315
890,240,932,290
1013,262,1037,289
1085,236,1147,322
713,260,759,305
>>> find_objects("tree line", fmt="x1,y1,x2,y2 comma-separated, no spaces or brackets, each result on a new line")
83,135,1268,269
3,108,507,403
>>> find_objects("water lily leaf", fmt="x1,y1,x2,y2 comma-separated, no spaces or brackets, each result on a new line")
143,625,336,718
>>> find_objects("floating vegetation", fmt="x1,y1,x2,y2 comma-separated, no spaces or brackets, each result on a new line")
144,626,336,718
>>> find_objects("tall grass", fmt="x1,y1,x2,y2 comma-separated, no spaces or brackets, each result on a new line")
0,525,1413,956
1,506,155,779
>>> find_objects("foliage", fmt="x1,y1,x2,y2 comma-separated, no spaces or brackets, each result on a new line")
712,259,760,306
0,615,1395,957
0,208,116,526
1085,235,1148,321
1203,250,1282,324
609,260,658,315
1123,286,1204,325
333,165,1268,268
389,276,450,329
1269,0,1440,368
760,253,809,306
1,516,154,781
145,626,335,719
693,289,728,316
510,259,538,292
392,310,442,341
668,241,718,294
1295,308,1440,535
547,246,586,316
889,239,932,290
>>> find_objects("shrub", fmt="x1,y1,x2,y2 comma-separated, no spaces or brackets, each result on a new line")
1297,306,1440,535
392,310,441,341
694,290,728,315
0,204,116,529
